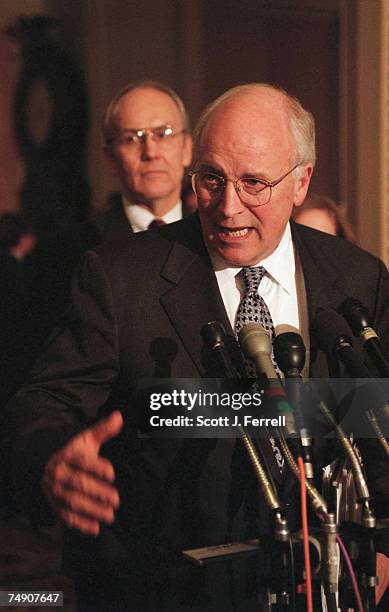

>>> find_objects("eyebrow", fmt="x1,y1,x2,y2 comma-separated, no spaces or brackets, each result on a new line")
119,128,140,134
118,124,170,134
197,163,225,174
197,162,271,182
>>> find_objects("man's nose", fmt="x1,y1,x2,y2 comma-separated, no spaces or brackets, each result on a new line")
141,134,159,159
217,180,246,217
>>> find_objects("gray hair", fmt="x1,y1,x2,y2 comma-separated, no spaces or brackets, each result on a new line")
193,83,316,170
102,80,190,145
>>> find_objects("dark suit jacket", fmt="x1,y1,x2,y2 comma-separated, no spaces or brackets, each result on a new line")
92,192,193,242
3,214,389,610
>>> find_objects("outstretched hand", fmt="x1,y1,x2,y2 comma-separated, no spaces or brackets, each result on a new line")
42,410,123,535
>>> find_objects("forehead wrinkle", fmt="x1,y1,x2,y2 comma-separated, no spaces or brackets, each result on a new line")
197,139,287,181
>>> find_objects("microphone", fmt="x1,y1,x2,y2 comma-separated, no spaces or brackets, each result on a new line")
238,323,298,437
273,325,314,481
339,297,389,377
201,321,240,379
273,325,306,378
238,323,330,517
238,322,277,380
201,320,283,514
239,323,328,517
201,322,294,609
311,308,372,378
311,308,389,444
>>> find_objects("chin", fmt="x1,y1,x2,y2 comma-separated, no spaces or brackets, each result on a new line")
216,244,261,268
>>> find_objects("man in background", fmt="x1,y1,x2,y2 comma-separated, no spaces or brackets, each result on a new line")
94,80,193,241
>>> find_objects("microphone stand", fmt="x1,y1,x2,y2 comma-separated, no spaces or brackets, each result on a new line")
308,385,377,611
271,329,342,606
365,409,389,458
240,426,292,611
239,321,338,609
201,322,293,610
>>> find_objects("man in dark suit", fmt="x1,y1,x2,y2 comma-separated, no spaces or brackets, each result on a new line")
94,81,193,242
3,84,389,610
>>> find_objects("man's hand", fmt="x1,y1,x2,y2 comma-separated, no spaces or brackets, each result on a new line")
42,410,123,536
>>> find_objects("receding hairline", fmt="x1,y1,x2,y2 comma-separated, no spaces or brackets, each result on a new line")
194,84,287,133
102,80,190,144
193,82,315,167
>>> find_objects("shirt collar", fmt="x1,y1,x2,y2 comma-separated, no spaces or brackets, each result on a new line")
122,197,182,232
210,223,295,294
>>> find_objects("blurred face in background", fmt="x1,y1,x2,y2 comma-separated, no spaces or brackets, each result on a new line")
105,87,192,216
293,207,337,235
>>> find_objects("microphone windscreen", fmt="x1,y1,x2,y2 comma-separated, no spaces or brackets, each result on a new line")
311,309,354,355
273,325,306,375
238,322,272,359
339,297,371,334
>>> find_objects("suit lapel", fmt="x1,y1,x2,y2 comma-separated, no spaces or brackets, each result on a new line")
159,216,233,376
111,196,134,237
159,217,288,487
159,220,360,491
291,223,359,376
291,222,344,317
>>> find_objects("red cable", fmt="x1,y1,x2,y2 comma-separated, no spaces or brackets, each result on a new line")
298,456,313,612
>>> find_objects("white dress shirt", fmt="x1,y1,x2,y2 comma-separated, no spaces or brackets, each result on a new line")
122,198,183,232
210,223,310,374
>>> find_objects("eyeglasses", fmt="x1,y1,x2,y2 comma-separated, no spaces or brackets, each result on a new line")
189,164,300,207
111,124,187,148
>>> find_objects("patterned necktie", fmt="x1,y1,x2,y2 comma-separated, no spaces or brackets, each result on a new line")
148,218,166,229
234,266,281,377
234,266,284,474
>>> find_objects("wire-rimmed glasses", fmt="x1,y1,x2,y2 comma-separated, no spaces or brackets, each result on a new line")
189,164,300,207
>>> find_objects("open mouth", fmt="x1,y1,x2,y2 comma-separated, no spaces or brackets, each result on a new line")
218,227,250,239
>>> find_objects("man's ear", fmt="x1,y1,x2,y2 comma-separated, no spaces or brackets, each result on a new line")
103,145,120,176
293,164,313,207
182,134,193,168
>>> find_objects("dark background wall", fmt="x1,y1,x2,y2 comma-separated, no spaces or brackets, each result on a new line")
201,1,339,199
29,0,339,212
0,1,358,238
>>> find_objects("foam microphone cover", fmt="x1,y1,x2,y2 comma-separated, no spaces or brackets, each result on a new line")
311,308,354,355
339,297,371,334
